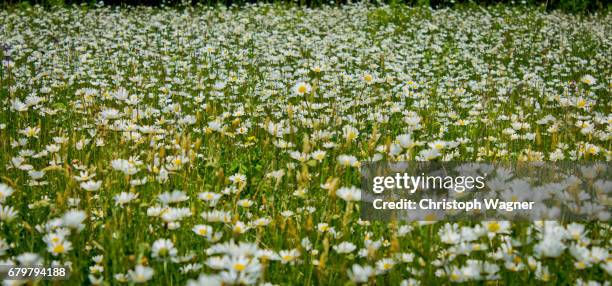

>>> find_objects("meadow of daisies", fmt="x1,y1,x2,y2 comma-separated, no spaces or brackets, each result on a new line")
0,2,610,285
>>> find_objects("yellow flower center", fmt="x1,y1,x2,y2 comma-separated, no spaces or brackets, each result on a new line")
298,85,307,94
488,222,500,233
347,132,357,141
450,273,460,281
53,244,65,254
233,263,246,271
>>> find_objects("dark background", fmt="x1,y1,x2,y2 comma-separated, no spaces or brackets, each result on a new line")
0,0,609,13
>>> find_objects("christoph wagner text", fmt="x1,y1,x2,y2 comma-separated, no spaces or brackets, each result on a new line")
372,199,535,212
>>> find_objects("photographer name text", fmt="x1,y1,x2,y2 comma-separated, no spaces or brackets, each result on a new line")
372,198,535,212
